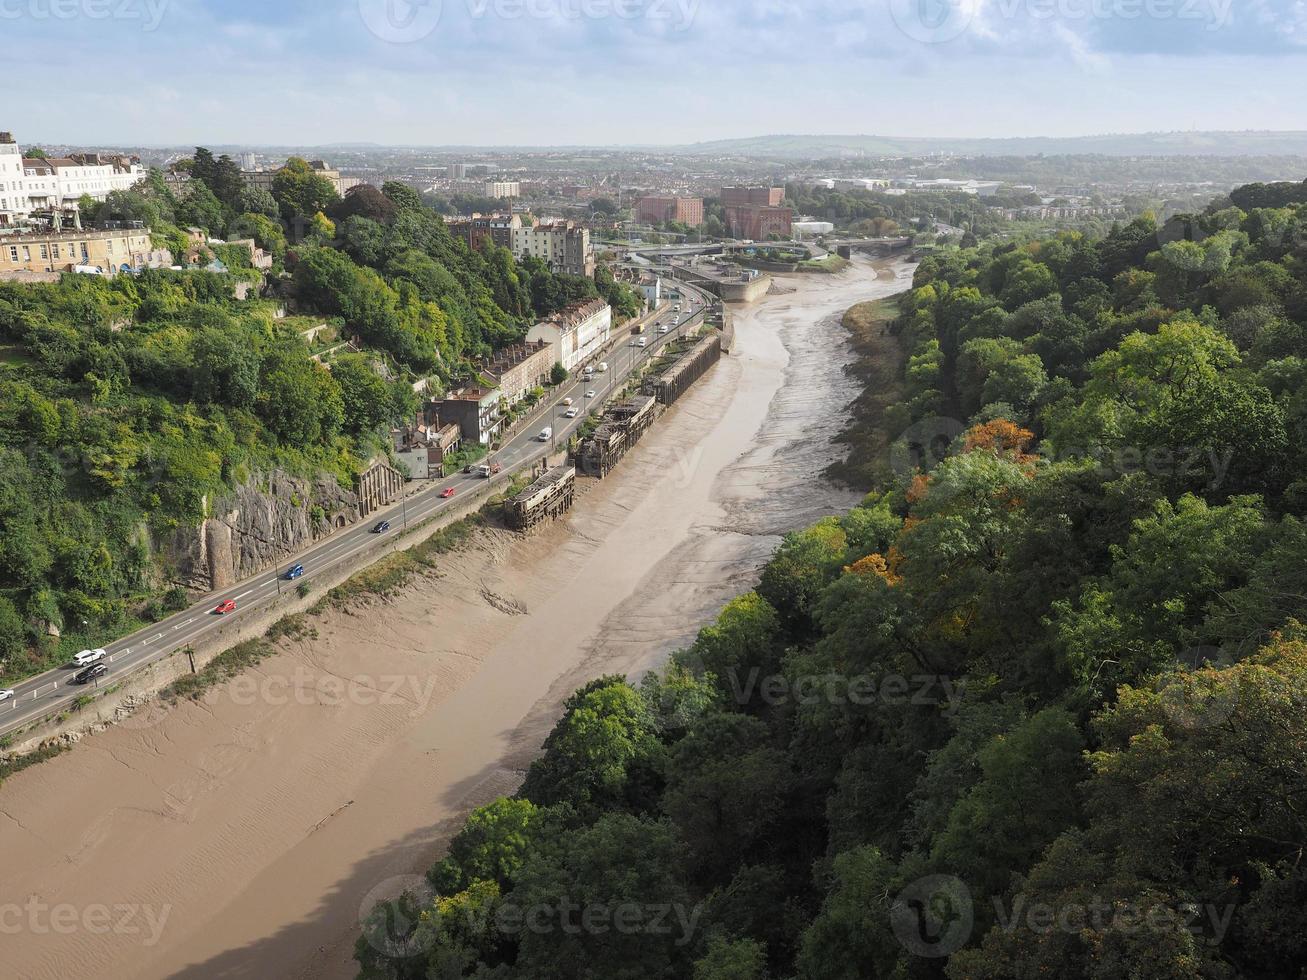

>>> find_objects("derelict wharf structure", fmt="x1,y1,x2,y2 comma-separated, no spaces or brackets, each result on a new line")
506,464,577,532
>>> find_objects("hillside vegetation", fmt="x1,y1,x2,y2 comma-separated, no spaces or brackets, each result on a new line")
0,155,638,685
356,180,1307,979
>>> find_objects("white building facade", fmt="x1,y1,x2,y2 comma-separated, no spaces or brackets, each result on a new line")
526,299,612,373
0,132,143,225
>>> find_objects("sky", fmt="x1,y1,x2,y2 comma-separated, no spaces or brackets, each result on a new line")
3,0,1307,146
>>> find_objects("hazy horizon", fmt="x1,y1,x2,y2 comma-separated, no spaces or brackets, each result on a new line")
4,0,1306,146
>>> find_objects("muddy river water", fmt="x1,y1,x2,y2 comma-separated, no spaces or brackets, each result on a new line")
0,255,913,980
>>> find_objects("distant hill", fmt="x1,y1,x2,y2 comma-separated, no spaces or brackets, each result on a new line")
672,132,1307,159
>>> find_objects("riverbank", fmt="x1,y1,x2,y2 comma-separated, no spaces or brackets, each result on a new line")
0,254,912,980
827,292,912,486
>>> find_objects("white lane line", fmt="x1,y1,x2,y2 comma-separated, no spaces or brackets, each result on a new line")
235,590,253,600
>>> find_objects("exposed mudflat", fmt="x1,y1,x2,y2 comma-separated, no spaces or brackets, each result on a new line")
0,255,913,980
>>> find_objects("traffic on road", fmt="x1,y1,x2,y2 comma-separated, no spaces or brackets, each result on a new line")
0,283,714,738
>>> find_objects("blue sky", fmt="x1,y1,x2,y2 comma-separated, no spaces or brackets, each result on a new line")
4,0,1306,146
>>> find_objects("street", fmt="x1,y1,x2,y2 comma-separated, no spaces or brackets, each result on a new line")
0,284,713,738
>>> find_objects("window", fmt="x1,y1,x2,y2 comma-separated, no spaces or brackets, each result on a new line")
51,245,59,259
7,246,16,262
39,245,47,259
22,246,30,261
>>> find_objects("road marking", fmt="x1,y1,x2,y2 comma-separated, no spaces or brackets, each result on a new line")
235,590,253,600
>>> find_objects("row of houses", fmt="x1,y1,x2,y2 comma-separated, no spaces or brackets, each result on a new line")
403,299,613,450
0,131,144,227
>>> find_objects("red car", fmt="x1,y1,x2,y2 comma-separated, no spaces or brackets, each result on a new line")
214,599,237,615
441,487,457,499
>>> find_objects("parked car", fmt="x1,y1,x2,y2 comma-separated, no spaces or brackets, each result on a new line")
214,599,237,615
73,648,107,667
373,520,391,533
0,689,14,703
564,408,579,419
74,663,108,685
285,563,305,581
441,487,457,498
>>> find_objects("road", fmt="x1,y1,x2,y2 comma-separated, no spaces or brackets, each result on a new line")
0,284,713,738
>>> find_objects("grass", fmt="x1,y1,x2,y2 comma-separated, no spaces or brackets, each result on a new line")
0,741,69,787
161,638,274,702
800,254,850,273
827,295,910,487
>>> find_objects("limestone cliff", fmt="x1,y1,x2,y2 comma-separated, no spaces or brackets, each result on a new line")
167,470,360,591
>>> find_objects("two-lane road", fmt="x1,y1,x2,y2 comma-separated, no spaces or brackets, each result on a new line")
0,285,714,738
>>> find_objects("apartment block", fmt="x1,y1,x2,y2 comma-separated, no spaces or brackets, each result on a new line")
636,195,704,227
484,181,521,199
721,186,786,207
511,219,594,278
448,212,522,251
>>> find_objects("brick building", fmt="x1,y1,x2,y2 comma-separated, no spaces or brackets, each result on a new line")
636,196,704,227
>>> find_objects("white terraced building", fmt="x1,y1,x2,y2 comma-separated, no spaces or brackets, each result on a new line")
0,130,144,226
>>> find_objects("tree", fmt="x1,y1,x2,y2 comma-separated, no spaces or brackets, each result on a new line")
693,937,768,980
331,354,396,435
272,157,340,223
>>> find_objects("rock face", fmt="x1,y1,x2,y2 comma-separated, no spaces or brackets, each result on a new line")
167,470,361,591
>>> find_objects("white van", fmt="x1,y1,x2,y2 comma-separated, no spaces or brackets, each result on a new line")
539,427,553,442
583,364,595,377
74,648,107,667
597,362,609,373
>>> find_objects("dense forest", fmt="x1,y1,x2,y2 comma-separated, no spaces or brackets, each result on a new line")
356,179,1307,978
0,153,639,685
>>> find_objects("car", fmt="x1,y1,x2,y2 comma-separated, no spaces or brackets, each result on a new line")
585,390,597,398
214,599,237,615
658,325,669,334
73,648,107,667
285,563,305,581
441,487,457,499
539,427,553,442
564,408,579,419
561,397,574,407
373,520,391,533
637,338,648,348
74,663,108,685
0,689,14,703
463,463,474,474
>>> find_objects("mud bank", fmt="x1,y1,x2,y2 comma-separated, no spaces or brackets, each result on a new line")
0,255,913,980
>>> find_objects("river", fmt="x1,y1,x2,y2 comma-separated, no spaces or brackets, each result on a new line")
0,254,913,980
